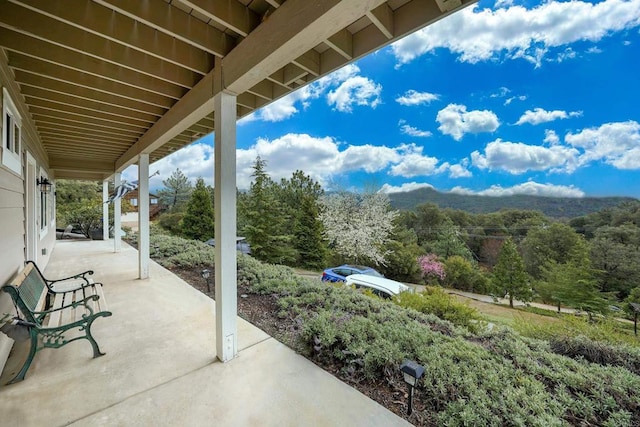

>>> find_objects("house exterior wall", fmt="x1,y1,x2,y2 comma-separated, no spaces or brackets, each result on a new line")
0,51,56,374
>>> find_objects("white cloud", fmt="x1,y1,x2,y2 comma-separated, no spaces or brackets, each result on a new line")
235,133,404,189
504,95,527,105
340,144,400,173
494,0,514,8
378,182,434,193
544,129,560,145
490,87,527,105
399,120,432,137
448,161,473,178
391,0,640,67
395,90,439,106
436,104,500,140
248,63,381,121
390,153,443,177
471,139,579,174
327,76,382,112
450,181,585,197
565,120,640,168
257,89,312,122
136,143,215,190
515,107,582,125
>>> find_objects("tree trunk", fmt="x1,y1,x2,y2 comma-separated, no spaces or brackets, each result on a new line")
509,294,514,308
557,301,561,313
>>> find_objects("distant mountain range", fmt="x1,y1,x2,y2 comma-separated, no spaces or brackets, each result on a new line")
387,187,637,218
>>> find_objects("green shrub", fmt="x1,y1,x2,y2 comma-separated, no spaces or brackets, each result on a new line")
549,335,640,375
158,212,184,235
143,231,640,426
393,286,482,332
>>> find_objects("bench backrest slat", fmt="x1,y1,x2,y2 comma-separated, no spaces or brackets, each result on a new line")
3,263,47,325
17,266,45,311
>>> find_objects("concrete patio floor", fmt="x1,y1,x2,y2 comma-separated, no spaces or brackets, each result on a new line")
0,240,409,427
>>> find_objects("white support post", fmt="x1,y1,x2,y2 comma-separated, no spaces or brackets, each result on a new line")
114,172,122,252
138,154,150,279
214,90,238,362
102,180,109,240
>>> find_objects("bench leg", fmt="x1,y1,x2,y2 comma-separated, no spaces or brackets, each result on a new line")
85,319,106,358
6,333,38,385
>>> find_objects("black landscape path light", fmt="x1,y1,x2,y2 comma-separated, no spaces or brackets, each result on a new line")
400,359,425,416
201,269,212,294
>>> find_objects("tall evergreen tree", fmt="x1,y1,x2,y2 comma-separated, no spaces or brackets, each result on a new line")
294,195,327,269
243,157,296,264
157,168,192,210
278,170,327,269
492,238,531,308
536,238,607,317
181,178,215,241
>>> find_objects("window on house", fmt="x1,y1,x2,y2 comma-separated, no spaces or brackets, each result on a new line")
2,88,22,174
131,198,138,207
150,198,158,205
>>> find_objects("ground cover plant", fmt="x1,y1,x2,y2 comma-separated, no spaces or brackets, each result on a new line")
140,232,640,426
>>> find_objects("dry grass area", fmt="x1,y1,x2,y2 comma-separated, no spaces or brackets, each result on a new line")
450,294,560,327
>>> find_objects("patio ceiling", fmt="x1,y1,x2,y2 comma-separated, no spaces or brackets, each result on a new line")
0,0,474,181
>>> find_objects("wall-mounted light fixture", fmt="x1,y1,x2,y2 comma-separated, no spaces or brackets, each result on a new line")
36,177,52,194
400,359,425,416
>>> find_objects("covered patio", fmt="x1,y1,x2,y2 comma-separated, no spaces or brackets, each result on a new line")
0,239,408,426
0,0,475,364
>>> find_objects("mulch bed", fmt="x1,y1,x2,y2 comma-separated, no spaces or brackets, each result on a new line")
169,266,428,425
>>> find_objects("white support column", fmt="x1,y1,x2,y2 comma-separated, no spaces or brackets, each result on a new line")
102,180,109,240
138,154,150,279
214,90,238,362
114,172,122,252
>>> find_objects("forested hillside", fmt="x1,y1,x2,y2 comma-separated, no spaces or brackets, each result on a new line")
388,187,636,218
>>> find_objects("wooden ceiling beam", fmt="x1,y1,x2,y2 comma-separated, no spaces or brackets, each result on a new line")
325,29,353,60
0,1,199,88
38,128,132,145
178,0,260,37
292,50,320,77
44,138,128,154
30,107,148,133
49,157,116,172
33,116,143,139
13,69,173,111
366,3,394,39
12,0,213,74
94,0,235,56
0,38,185,100
26,98,154,128
24,96,157,125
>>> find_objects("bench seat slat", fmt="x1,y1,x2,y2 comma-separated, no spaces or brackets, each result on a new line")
94,283,108,313
47,292,66,328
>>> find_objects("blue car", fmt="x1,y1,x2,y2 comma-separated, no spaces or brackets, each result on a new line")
321,264,383,282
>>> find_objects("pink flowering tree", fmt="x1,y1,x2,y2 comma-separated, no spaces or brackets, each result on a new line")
418,254,446,283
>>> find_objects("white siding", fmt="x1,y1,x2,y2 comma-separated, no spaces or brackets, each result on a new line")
0,50,56,375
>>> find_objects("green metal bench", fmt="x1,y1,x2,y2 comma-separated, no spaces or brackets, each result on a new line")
2,261,112,384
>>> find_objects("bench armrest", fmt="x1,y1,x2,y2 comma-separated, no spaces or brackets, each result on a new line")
33,294,101,317
25,260,94,290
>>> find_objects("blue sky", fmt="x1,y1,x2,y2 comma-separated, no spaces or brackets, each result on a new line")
126,0,640,198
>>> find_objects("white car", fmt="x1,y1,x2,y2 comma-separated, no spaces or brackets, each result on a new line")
345,274,412,299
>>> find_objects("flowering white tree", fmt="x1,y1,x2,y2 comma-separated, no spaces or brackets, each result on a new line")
319,191,398,265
